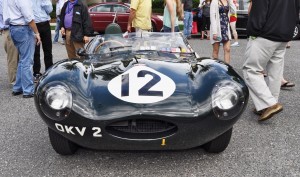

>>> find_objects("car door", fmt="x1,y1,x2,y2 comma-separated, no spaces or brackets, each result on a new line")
89,4,114,33
112,4,130,32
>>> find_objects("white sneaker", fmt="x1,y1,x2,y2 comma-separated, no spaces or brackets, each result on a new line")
231,42,239,47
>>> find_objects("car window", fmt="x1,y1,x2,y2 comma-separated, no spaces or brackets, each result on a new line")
113,5,128,13
238,0,250,11
91,5,112,13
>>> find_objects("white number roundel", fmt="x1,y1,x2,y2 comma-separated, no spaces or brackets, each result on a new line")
108,65,176,104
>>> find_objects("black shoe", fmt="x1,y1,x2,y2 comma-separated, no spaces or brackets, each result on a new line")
12,91,23,96
23,94,34,98
34,73,42,83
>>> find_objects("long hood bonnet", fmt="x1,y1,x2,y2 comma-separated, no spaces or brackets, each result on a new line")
83,59,197,120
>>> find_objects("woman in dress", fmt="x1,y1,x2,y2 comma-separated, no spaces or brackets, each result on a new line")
210,0,236,64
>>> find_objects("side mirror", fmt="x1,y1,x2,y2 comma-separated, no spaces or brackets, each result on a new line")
77,48,87,57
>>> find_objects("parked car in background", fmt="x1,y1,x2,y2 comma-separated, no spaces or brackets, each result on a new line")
88,2,163,33
236,0,300,39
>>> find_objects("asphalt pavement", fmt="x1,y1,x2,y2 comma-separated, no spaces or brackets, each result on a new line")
0,34,299,177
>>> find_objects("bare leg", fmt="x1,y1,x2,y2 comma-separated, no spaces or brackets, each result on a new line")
223,41,231,64
206,30,210,40
212,42,220,59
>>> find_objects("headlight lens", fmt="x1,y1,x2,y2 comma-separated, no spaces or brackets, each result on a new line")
45,85,72,110
212,88,238,110
211,81,245,120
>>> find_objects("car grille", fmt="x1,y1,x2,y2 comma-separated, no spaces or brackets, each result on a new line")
106,119,177,139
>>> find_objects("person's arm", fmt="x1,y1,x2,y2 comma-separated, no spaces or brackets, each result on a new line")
41,0,53,14
82,5,94,43
127,8,136,32
248,1,252,14
228,0,237,14
60,2,67,36
166,0,175,32
28,20,41,45
210,0,218,39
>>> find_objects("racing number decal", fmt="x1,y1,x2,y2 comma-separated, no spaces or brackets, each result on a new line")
121,70,163,97
108,65,176,104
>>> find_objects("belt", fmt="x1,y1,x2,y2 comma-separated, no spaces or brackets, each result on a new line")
36,21,49,25
10,24,29,26
185,10,192,12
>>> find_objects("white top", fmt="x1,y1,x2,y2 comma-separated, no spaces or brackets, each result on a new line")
3,0,35,25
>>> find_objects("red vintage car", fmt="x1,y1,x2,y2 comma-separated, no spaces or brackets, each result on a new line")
89,2,163,33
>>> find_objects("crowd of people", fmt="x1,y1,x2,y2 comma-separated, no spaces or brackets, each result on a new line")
0,0,298,121
0,0,93,98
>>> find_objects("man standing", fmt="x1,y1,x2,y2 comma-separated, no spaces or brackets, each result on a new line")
53,0,67,44
127,0,152,35
182,0,193,39
3,0,41,98
0,0,18,85
60,0,93,59
32,0,53,81
242,0,299,121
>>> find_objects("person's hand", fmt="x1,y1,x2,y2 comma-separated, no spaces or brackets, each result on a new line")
213,34,218,40
83,36,89,44
35,33,41,45
127,24,132,33
61,27,65,36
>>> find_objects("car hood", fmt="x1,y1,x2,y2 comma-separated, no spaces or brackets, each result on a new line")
37,58,245,120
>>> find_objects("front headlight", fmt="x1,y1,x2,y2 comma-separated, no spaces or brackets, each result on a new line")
212,88,238,110
212,81,245,120
45,86,72,110
38,82,72,121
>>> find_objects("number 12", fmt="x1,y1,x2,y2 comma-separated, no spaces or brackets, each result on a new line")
121,70,163,97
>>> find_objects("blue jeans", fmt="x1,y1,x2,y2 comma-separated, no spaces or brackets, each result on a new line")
10,26,35,95
183,11,193,37
163,25,180,32
53,17,60,42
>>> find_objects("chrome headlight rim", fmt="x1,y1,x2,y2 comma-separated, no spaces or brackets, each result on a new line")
45,85,72,111
211,80,245,120
38,81,73,121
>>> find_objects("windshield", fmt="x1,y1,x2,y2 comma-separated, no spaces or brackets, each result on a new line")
86,32,195,56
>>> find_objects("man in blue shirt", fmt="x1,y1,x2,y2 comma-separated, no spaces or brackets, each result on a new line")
0,0,19,85
32,0,53,81
3,0,41,98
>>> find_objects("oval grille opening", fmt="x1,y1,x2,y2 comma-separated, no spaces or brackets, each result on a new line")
106,119,177,139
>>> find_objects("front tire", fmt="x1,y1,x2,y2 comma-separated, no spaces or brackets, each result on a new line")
203,128,233,153
48,128,78,155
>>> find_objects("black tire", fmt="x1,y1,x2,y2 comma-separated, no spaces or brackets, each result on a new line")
293,24,300,40
48,128,78,155
203,128,233,153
